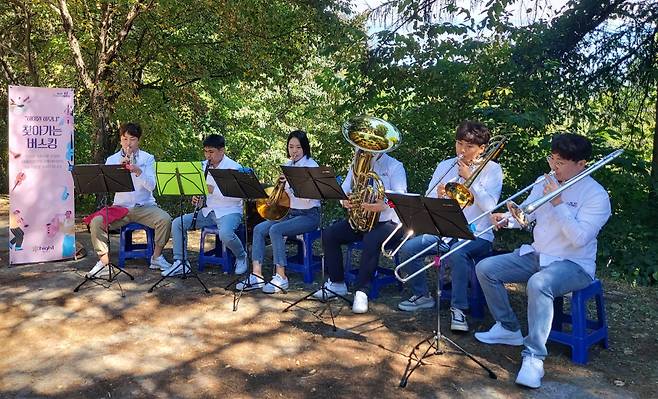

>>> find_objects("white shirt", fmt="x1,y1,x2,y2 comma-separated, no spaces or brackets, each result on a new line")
510,175,611,278
426,157,503,241
284,156,321,210
202,155,244,219
106,149,157,208
341,153,407,223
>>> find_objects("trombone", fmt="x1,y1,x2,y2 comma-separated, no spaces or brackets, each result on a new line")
381,135,507,258
392,148,623,283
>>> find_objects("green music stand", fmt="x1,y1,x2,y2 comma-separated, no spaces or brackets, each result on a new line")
149,161,210,293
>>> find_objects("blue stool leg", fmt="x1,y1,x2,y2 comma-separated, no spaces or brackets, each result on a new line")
595,289,610,349
302,236,313,284
571,291,588,364
119,229,127,268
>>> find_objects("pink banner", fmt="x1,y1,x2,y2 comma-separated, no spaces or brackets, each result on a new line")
8,85,75,265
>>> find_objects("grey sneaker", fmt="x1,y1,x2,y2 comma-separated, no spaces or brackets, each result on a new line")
450,307,469,332
398,294,436,311
234,255,248,274
235,274,266,291
262,273,289,294
161,260,191,277
150,255,172,271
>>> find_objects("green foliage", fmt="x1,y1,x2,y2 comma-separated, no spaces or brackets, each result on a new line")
1,0,656,284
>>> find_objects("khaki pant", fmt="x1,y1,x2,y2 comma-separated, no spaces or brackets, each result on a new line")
90,205,171,256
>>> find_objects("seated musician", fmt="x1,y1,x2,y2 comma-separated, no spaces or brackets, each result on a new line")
236,130,321,293
314,149,407,314
397,121,502,334
162,134,247,276
474,133,611,388
86,123,172,277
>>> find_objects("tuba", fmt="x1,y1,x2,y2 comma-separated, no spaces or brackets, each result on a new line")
343,116,402,232
444,135,507,207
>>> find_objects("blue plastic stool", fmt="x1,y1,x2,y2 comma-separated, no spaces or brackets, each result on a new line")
286,230,322,284
198,224,246,273
344,240,403,299
438,252,490,319
548,279,609,364
118,222,155,268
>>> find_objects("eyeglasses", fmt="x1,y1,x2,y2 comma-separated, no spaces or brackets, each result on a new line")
546,155,568,168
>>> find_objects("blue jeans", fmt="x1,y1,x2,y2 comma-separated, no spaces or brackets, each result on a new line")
400,235,491,309
475,249,593,360
251,207,320,267
172,211,245,260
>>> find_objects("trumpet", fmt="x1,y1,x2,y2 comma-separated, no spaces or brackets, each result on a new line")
392,148,623,283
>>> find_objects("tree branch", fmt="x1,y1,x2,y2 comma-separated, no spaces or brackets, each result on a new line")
56,0,94,91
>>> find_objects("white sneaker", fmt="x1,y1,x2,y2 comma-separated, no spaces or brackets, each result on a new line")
515,356,544,388
150,255,172,271
262,274,289,294
474,321,524,346
450,307,469,332
161,260,191,276
87,261,109,278
312,279,348,300
352,290,368,314
398,294,436,311
235,274,266,291
234,256,248,274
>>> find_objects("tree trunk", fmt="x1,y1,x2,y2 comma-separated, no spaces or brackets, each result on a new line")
90,91,115,164
650,83,658,202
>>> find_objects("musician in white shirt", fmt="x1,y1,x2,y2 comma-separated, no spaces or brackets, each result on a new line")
237,131,321,293
397,121,503,334
87,123,172,277
474,133,612,389
313,150,407,314
162,134,247,276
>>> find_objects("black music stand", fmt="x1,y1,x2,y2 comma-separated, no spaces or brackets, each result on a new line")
208,168,270,311
72,164,135,295
386,193,496,387
149,162,210,293
281,166,350,331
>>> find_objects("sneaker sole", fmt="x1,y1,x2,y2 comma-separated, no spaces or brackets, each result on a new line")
398,302,436,312
236,284,264,291
515,376,542,389
450,323,470,332
474,334,524,346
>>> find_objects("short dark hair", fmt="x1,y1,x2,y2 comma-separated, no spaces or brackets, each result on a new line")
287,130,311,158
203,134,225,149
119,122,142,139
455,120,490,146
551,133,592,162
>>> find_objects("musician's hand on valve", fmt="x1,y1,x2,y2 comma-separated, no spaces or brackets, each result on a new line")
490,213,509,230
278,173,286,183
543,174,562,206
362,199,386,213
341,194,354,209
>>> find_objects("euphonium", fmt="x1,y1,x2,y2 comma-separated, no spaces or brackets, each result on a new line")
255,177,290,221
444,135,507,207
342,116,402,232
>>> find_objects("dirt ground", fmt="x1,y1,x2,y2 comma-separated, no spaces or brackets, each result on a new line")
1,195,656,399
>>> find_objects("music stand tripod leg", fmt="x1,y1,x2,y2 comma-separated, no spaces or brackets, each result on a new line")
149,198,210,293
397,274,497,388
